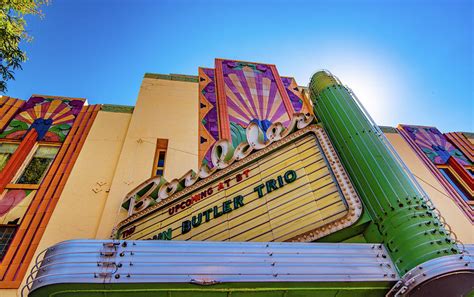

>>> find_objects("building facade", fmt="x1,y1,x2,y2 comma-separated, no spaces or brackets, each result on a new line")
0,59,472,296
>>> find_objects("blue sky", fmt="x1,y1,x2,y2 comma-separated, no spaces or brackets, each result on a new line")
5,0,473,132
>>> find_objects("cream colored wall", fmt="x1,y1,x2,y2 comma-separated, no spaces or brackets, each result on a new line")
385,132,473,243
9,77,198,296
5,110,132,297
0,287,17,296
95,78,199,238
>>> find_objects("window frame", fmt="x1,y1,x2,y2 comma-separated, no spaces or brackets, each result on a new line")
0,140,21,172
152,139,168,177
438,165,473,205
11,143,61,187
0,225,17,261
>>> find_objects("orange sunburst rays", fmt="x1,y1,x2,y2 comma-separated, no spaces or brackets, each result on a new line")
16,100,75,125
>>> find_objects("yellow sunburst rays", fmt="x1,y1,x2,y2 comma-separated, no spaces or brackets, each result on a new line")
15,99,74,126
33,104,44,119
48,100,75,125
226,91,252,124
270,93,291,124
262,77,271,120
16,111,35,125
263,75,291,125
227,73,257,123
242,66,263,120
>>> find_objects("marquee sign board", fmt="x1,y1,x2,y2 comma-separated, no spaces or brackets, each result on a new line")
116,124,362,242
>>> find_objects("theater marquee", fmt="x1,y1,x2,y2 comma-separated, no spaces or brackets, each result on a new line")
115,123,362,242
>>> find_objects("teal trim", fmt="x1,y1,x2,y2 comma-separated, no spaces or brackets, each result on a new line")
144,73,199,83
101,104,134,114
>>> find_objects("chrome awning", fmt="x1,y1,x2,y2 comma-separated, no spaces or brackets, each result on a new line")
25,240,400,296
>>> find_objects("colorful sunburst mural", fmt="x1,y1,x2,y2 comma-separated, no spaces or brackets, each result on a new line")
0,96,85,142
400,125,471,166
198,59,312,166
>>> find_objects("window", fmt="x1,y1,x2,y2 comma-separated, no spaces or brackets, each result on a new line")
0,143,19,172
153,139,168,177
0,226,16,260
15,145,60,185
439,168,472,203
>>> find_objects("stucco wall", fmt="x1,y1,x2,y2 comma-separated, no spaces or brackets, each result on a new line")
2,110,131,296
95,78,199,238
384,131,473,243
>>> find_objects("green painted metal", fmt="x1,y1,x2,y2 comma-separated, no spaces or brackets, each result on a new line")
29,281,394,297
101,104,135,114
317,209,372,243
144,73,199,82
309,71,458,275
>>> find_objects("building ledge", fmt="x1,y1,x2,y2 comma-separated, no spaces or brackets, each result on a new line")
379,126,398,133
144,73,199,83
101,104,135,114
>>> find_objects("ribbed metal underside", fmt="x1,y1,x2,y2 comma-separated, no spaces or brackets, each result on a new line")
26,240,399,296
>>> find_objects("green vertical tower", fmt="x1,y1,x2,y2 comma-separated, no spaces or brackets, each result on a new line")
309,71,458,275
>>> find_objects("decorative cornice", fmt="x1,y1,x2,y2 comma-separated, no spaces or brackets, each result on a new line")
379,126,398,134
461,132,474,139
144,73,199,83
101,104,135,114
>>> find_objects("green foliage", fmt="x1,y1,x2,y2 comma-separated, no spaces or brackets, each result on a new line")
0,0,48,93
48,123,71,141
17,157,50,184
0,119,29,137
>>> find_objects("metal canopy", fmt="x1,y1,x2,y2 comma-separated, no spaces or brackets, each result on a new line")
25,240,399,296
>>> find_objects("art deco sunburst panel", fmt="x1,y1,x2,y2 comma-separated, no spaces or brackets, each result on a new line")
198,59,312,166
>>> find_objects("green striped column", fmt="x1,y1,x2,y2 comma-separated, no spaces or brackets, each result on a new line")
309,71,458,274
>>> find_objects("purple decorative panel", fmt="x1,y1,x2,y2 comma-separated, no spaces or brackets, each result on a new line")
198,68,219,166
400,125,471,166
282,76,305,113
220,60,291,147
0,96,85,142
198,60,311,166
